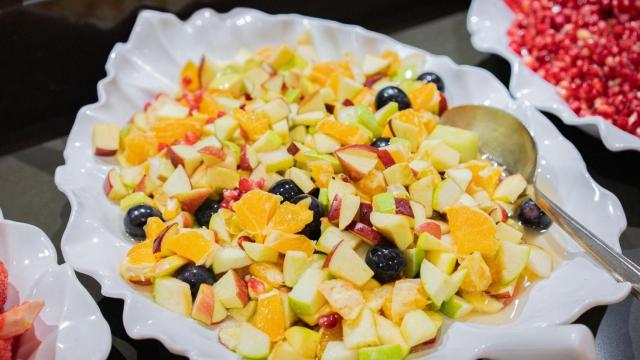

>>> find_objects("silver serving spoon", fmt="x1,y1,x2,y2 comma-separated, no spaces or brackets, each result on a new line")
441,105,640,300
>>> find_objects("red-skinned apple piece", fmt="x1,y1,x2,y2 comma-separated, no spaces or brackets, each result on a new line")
489,205,508,223
394,198,414,217
175,188,213,213
327,195,342,223
415,221,442,239
348,222,382,245
334,145,381,181
92,123,120,156
376,149,396,168
214,269,250,309
238,144,258,171
358,202,373,227
167,145,203,175
103,169,128,201
199,146,226,166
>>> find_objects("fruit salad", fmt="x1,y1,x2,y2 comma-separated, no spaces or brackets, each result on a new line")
1,261,45,360
94,34,554,359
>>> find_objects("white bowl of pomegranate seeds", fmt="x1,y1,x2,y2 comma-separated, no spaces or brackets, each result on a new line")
468,0,640,152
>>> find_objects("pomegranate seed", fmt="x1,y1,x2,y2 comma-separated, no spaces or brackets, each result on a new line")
318,313,342,329
184,131,199,145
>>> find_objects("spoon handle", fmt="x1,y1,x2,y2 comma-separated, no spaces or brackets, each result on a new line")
535,188,640,300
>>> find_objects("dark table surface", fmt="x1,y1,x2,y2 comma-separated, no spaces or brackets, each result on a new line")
0,1,638,359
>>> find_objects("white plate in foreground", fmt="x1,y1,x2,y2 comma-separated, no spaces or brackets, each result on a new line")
0,211,111,360
467,0,640,152
55,8,630,359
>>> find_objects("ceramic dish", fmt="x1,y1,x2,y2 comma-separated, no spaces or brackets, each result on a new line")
54,8,630,359
0,210,111,360
467,0,640,152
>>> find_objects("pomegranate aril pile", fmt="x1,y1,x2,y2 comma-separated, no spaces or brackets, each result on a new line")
505,0,640,137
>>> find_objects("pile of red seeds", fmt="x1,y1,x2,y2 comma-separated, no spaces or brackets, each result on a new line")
506,0,640,136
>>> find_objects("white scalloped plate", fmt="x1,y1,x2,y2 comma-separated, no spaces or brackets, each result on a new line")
467,0,640,152
54,8,630,359
0,210,111,360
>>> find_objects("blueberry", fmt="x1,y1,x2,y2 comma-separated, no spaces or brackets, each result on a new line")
194,199,220,227
417,72,445,92
174,264,215,298
375,86,411,111
371,137,391,148
518,199,552,230
124,205,161,240
365,242,406,284
269,179,304,203
292,194,323,240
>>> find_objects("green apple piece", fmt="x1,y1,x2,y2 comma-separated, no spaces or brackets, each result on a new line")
420,259,467,307
362,54,390,76
335,76,363,102
460,291,504,314
288,167,316,193
441,294,473,319
153,277,192,316
228,300,257,322
343,307,380,349
153,255,190,277
400,309,437,347
373,102,397,127
322,341,358,360
339,194,361,230
422,139,460,172
120,164,145,188
416,232,454,252
432,178,463,213
288,268,329,316
209,212,230,243
409,177,434,216
374,314,410,356
318,188,329,212
392,63,418,81
425,310,445,330
389,118,420,152
213,95,243,111
372,192,395,214
526,245,553,278
268,341,307,360
425,251,457,275
119,192,154,212
258,147,294,173
317,226,359,253
493,174,527,203
445,168,473,191
218,325,241,351
358,344,404,360
389,137,411,148
498,240,530,285
369,212,414,250
285,326,321,358
311,253,328,268
284,251,312,287
162,165,191,197
326,241,374,287
301,150,342,172
280,291,298,327
272,119,290,143
236,322,271,360
285,88,302,103
243,242,279,263
252,130,283,153
290,126,307,143
495,222,524,243
403,248,425,278
212,247,252,274
312,132,340,154
213,115,239,141
429,125,479,162
355,104,381,138
293,111,326,126
382,162,416,186
260,98,290,123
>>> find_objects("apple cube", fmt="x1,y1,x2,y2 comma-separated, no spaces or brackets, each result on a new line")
168,145,203,176
400,309,437,347
409,177,434,217
162,165,191,197
342,307,380,349
228,300,257,322
382,163,415,186
372,192,396,214
212,247,252,274
369,212,413,250
283,251,312,287
288,167,315,193
425,251,457,275
284,326,321,358
268,341,304,360
403,248,425,278
288,268,329,316
328,177,357,204
429,125,479,162
446,168,472,191
313,132,342,153
213,269,249,309
432,178,463,213
389,118,421,152
374,314,410,356
495,222,523,243
153,277,192,316
325,241,374,287
322,341,358,360
460,291,504,314
218,325,241,351
362,54,390,76
192,284,220,325
440,294,473,319
298,91,326,114
526,245,553,278
359,344,404,360
258,147,294,173
334,145,380,181
260,98,290,123
427,140,460,171
243,242,279,263
92,122,121,156
236,323,271,360
316,226,360,254
213,115,239,141
207,166,240,191
498,240,530,285
348,222,382,246
319,279,365,320
119,192,153,212
493,174,527,203
338,194,360,230
252,130,283,153
104,169,129,202
420,259,467,307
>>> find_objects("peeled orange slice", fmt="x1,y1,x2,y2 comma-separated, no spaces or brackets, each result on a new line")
317,119,369,145
447,205,498,257
122,133,159,165
264,231,315,257
166,230,214,264
126,241,157,265
144,217,166,241
150,118,202,145
233,108,270,141
409,83,439,114
233,190,282,236
253,290,286,342
268,202,313,234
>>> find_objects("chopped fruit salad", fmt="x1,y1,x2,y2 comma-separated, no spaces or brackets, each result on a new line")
94,33,554,359
1,261,45,360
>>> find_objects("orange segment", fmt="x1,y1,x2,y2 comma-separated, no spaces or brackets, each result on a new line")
268,202,313,234
253,290,286,342
264,231,315,257
409,83,440,114
127,242,157,265
180,60,200,91
150,118,203,145
475,167,503,195
199,95,224,117
393,109,427,138
381,50,400,76
309,161,334,188
144,217,166,241
165,230,214,264
122,133,159,165
233,190,282,236
317,119,369,145
309,61,353,86
447,205,498,257
232,108,270,141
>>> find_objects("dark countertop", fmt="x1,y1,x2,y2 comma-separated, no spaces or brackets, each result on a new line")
0,1,638,359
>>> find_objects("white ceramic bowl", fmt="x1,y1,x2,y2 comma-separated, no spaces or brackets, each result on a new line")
467,0,640,152
54,8,630,359
0,210,111,360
